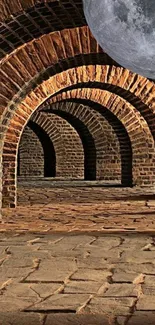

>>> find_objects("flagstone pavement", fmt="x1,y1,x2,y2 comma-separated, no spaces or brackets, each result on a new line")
1,232,155,324
1,181,155,324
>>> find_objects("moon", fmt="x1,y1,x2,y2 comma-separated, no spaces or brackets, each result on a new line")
83,0,155,79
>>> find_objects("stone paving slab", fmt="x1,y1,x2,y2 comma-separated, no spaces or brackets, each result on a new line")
1,312,155,325
0,233,155,324
1,186,155,323
1,186,155,233
0,313,112,325
0,313,41,325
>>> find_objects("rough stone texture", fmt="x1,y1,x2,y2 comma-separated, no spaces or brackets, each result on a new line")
1,183,155,233
45,314,110,325
0,313,41,325
127,312,155,325
0,232,155,324
1,183,155,323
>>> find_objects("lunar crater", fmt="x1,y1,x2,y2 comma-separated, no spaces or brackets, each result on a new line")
83,0,155,79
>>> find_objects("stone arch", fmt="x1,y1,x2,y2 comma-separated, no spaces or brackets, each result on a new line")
1,65,155,208
31,112,65,174
19,108,95,183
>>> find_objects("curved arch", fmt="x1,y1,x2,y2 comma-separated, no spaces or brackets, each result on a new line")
31,112,85,179
49,110,96,181
48,88,155,186
27,120,56,177
42,101,132,186
1,65,155,208
18,124,45,177
31,112,65,176
18,120,56,177
51,80,155,139
25,109,96,182
0,28,154,126
1,65,154,138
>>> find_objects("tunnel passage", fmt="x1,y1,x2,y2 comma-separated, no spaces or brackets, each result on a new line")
1,64,155,208
19,97,132,185
18,113,85,180
41,100,133,187
18,109,96,181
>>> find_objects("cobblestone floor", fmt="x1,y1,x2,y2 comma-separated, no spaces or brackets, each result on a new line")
1,181,155,233
1,181,155,323
1,233,155,324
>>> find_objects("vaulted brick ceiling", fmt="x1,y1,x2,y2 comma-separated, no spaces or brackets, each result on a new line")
0,0,86,58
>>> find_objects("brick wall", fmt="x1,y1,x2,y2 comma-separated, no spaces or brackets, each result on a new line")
18,114,84,179
1,64,155,208
18,93,155,187
44,101,127,183
18,101,123,183
47,114,84,179
18,126,44,177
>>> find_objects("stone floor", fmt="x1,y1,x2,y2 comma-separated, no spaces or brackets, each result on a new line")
1,232,155,324
1,181,155,324
1,181,155,233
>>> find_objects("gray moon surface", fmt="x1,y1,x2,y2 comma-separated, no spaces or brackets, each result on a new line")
83,0,155,79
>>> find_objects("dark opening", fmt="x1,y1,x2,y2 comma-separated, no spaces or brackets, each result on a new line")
28,121,56,177
18,120,56,177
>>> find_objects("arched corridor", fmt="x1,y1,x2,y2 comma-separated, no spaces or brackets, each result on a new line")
1,64,155,207
17,98,134,188
1,0,155,322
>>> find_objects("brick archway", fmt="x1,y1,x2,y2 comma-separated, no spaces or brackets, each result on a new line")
30,113,65,178
31,110,96,181
30,100,130,184
19,113,85,180
1,64,154,136
1,65,155,208
1,26,154,127
18,120,56,178
48,89,155,186
41,101,132,186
